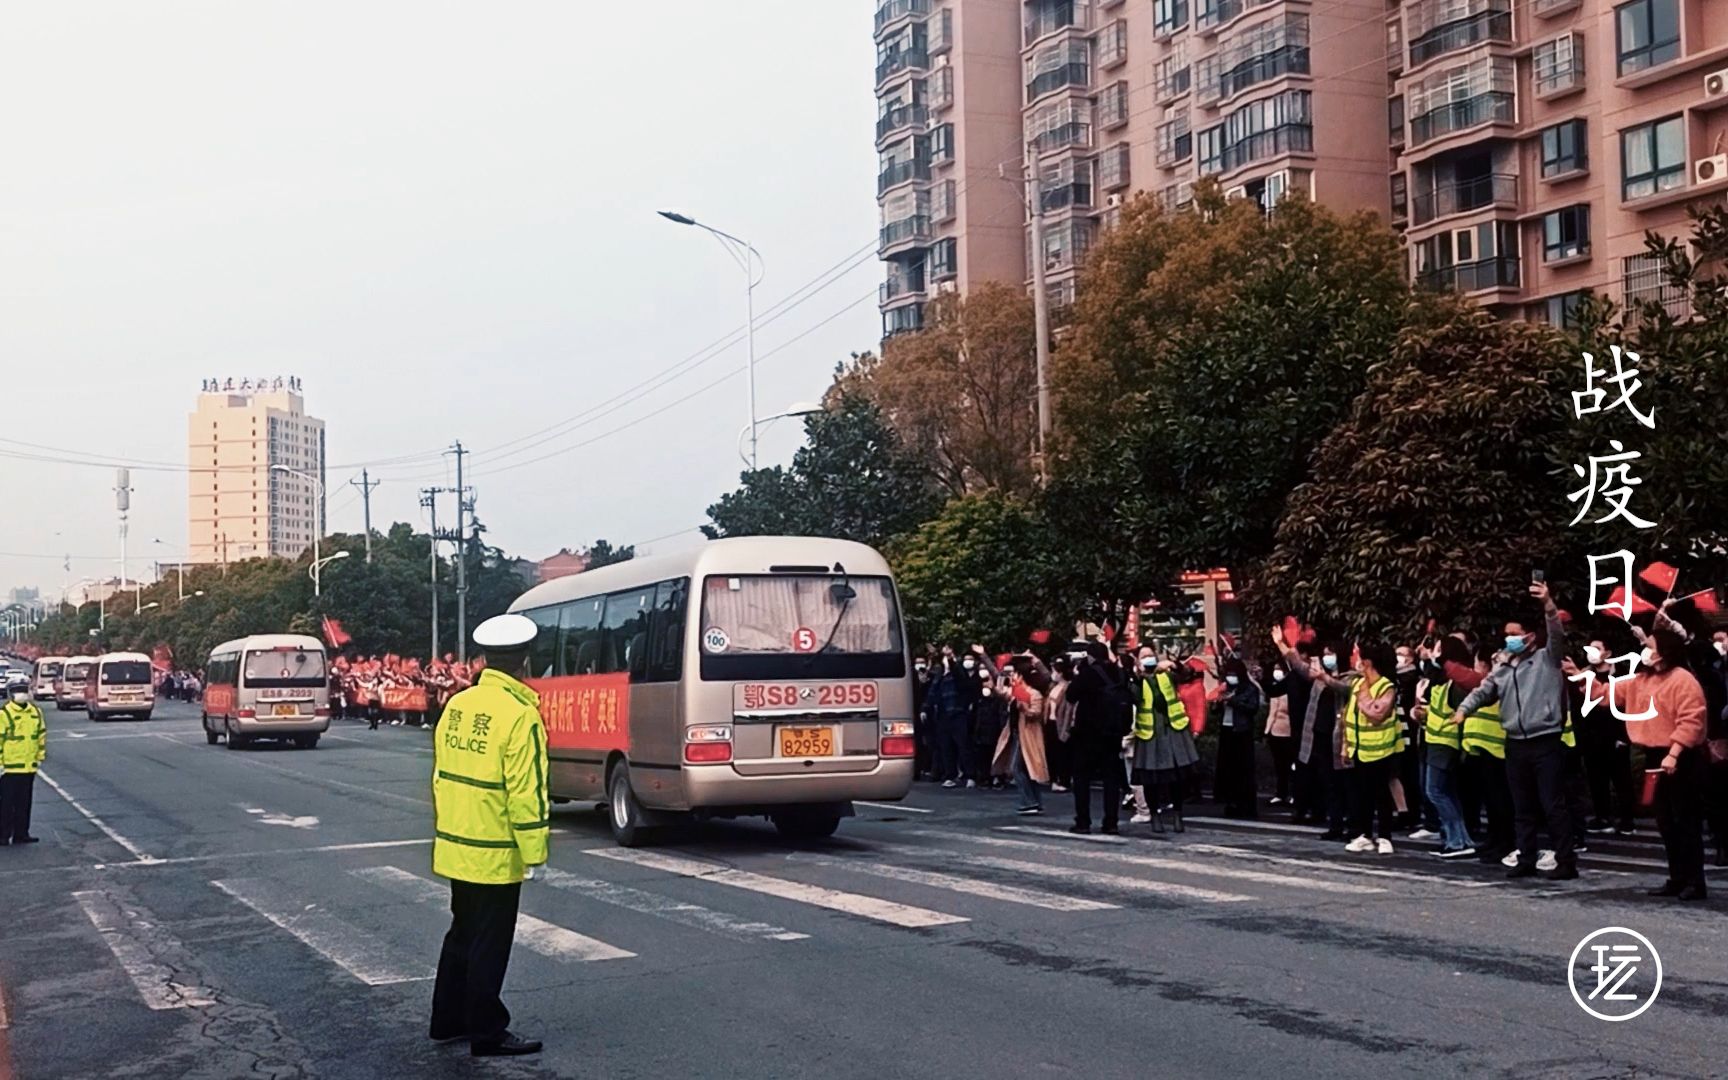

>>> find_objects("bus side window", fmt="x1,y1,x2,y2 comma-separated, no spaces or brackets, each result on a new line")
526,608,562,679
647,578,689,683
599,587,654,681
560,596,605,676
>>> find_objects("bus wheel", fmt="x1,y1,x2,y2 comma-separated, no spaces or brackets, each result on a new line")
225,721,248,750
607,764,650,848
774,809,842,842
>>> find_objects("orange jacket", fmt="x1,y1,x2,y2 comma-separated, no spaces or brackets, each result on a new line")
1590,665,1708,750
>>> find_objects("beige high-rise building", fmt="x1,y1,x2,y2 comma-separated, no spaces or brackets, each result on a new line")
877,0,1728,329
187,379,325,565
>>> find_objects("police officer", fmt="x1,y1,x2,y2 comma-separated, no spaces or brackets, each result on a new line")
428,615,550,1057
1,676,47,845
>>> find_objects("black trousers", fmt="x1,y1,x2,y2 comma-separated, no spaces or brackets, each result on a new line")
1647,746,1708,890
1582,724,1636,827
1464,752,1513,853
1506,734,1575,868
1267,735,1295,801
1300,754,1348,832
431,879,522,1044
934,712,970,782
1216,728,1258,816
0,772,35,842
1347,757,1397,840
1072,749,1122,831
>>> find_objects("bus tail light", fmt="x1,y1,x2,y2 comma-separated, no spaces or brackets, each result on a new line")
880,720,915,758
684,726,733,764
314,707,330,718
238,708,256,720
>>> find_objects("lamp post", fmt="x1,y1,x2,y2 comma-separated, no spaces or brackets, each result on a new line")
153,539,186,602
310,550,350,596
658,210,764,469
735,401,824,469
270,464,327,596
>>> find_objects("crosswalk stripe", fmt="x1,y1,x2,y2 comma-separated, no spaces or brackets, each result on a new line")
350,866,634,962
583,848,969,929
998,825,1129,845
908,831,1387,895
1178,843,1499,888
874,849,1253,903
790,855,1120,911
212,878,435,985
537,868,809,942
73,890,217,1010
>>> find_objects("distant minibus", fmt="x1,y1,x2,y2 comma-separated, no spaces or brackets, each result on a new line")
202,634,330,749
56,657,96,711
507,536,915,845
33,656,68,701
84,652,156,721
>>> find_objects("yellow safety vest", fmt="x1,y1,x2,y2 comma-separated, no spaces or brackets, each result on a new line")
1,701,47,774
1560,710,1577,750
1133,673,1189,740
1424,682,1463,752
1343,675,1400,762
1461,699,1506,760
432,669,550,885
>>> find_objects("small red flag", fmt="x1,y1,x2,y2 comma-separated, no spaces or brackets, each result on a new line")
1029,629,1051,645
1298,624,1318,645
1220,630,1238,654
1605,586,1657,619
322,616,352,649
1638,561,1680,594
1687,589,1721,615
1281,615,1301,644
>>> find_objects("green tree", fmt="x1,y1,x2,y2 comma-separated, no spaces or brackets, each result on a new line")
584,540,635,569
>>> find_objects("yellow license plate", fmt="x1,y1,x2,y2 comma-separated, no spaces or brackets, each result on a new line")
779,727,834,758
273,703,300,716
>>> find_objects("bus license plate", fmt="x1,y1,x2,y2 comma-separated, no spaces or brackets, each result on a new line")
273,703,300,717
779,727,834,758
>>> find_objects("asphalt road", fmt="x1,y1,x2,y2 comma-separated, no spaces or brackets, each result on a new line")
2,701,1725,1080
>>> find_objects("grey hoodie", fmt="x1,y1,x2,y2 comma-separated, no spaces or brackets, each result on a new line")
1456,607,1569,741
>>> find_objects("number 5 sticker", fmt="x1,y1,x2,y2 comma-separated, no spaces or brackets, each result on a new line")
792,627,817,653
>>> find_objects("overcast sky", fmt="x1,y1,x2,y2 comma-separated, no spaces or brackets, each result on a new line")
0,2,879,598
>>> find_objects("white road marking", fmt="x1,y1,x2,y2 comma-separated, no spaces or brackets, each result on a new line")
206,750,431,807
907,831,1386,895
856,801,933,814
73,890,217,1009
998,825,1129,845
240,806,320,829
537,868,808,942
352,866,634,962
1179,843,1498,888
212,877,435,985
905,851,1254,903
792,855,1120,911
97,838,431,870
64,731,87,739
584,848,968,929
38,770,158,864
0,974,10,1029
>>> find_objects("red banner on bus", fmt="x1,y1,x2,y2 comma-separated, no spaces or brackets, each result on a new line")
529,673,631,753
380,685,429,712
205,685,237,715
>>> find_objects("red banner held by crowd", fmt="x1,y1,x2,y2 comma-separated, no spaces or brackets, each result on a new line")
379,685,428,712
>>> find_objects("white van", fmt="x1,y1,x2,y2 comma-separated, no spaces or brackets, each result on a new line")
202,634,330,749
33,656,69,701
85,652,157,721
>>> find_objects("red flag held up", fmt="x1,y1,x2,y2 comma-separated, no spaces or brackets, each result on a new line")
321,616,352,649
1605,586,1657,619
1638,561,1680,595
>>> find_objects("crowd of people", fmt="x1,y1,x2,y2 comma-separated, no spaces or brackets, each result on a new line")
915,581,1728,901
330,653,483,729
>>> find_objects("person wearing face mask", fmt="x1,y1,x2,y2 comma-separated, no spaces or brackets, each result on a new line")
1413,636,1479,859
1315,644,1401,854
1571,638,1637,837
1273,626,1349,840
927,647,980,789
1261,660,1295,807
1392,645,1433,838
912,654,933,782
1129,646,1201,833
1067,641,1132,834
0,676,47,845
1454,581,1578,881
1212,658,1264,819
1569,629,1709,899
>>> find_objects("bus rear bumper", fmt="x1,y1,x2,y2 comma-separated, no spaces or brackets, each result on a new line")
231,717,331,735
672,757,914,812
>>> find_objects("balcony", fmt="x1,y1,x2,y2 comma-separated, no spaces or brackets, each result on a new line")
882,302,927,338
1030,120,1094,153
1099,81,1130,128
1040,177,1094,213
875,0,932,35
929,8,953,54
1098,21,1128,68
1410,173,1517,225
880,269,928,305
877,48,930,84
1532,0,1581,15
878,159,931,192
1533,34,1584,98
1025,1,1093,45
1407,4,1512,68
879,215,933,253
1027,62,1091,100
1418,254,1520,292
1408,90,1514,147
877,103,930,141
1197,0,1243,33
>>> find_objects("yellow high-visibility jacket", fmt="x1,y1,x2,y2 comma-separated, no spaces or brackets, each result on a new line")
1,700,47,774
432,669,550,885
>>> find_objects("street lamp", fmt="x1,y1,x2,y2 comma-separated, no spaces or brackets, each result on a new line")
735,401,824,469
659,209,765,469
310,550,350,595
270,464,327,596
153,539,187,602
140,602,159,614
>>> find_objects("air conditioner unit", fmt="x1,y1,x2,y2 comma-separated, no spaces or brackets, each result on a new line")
1695,154,1728,184
1223,184,1247,200
936,280,958,295
1105,192,1125,208
1704,67,1728,98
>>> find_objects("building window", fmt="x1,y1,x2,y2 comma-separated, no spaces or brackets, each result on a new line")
1028,97,1094,152
1154,0,1189,37
1407,57,1516,146
1213,14,1310,101
1198,125,1224,174
1098,20,1128,67
929,237,958,280
1036,219,1098,272
1153,48,1191,101
1615,0,1679,75
1197,89,1313,175
1541,204,1590,261
1390,172,1409,221
1197,0,1242,32
1388,95,1405,146
1025,39,1091,101
1039,156,1094,211
1540,119,1587,177
1622,252,1689,318
1532,32,1584,95
1099,80,1130,127
1156,114,1193,167
1620,115,1684,200
1407,0,1513,67
1099,142,1131,189
930,122,955,163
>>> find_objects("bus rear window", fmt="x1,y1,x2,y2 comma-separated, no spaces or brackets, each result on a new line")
699,574,904,681
243,649,328,688
64,663,92,681
40,663,62,678
101,661,153,685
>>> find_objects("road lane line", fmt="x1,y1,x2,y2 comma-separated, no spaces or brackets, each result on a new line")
537,868,808,942
888,851,1253,903
97,838,431,870
583,848,968,929
856,801,933,814
998,825,1129,844
351,866,634,962
212,878,434,985
906,831,1387,895
1178,843,1498,888
39,770,158,864
73,890,217,1009
198,749,432,808
791,855,1121,911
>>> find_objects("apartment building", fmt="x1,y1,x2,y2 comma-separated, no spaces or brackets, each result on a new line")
1392,0,1728,323
187,378,326,565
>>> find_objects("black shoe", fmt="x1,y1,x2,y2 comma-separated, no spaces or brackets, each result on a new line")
18,836,38,844
1544,864,1579,881
1069,824,1091,835
1172,812,1185,834
1614,822,1635,836
1586,818,1613,834
471,1033,542,1058
1506,864,1539,879
1100,824,1120,835
1676,884,1708,902
1646,881,1684,897
1714,848,1728,868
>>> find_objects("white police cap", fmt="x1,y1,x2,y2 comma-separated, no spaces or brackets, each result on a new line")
473,613,538,650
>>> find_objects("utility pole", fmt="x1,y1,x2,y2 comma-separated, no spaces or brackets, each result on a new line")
421,488,440,661
351,469,380,563
1025,150,1053,480
449,441,470,664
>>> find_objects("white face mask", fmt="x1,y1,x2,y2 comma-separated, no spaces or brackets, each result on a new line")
1715,640,1727,657
1584,645,1603,666
1640,647,1655,669
8,691,27,705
